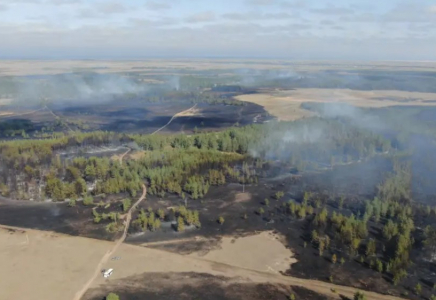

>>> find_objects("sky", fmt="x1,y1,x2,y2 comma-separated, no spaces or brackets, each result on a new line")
0,0,435,60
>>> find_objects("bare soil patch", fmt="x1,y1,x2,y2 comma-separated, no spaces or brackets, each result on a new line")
235,192,252,203
191,231,296,274
128,150,147,160
236,88,436,121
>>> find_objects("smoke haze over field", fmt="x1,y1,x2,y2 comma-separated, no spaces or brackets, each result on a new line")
14,73,149,104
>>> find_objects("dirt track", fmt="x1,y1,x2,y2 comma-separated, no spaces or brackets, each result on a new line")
71,184,146,300
118,148,131,165
151,104,198,135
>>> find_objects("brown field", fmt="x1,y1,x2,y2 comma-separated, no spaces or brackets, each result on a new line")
0,227,111,300
190,231,296,274
236,88,436,121
0,225,406,300
1,60,436,76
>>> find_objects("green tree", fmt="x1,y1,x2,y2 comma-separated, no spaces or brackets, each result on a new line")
311,230,318,242
83,195,94,206
68,199,76,207
354,291,367,300
258,207,265,216
275,191,284,199
383,220,399,240
177,216,185,232
319,240,325,256
288,294,295,300
340,257,345,265
157,208,165,220
218,216,225,224
154,219,161,230
366,239,376,257
332,254,337,264
106,293,120,300
376,259,383,273
264,198,270,206
415,283,422,295
122,198,132,212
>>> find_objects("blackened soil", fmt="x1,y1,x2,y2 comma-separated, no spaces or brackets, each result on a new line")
166,103,271,133
48,100,271,134
83,272,333,300
0,194,127,240
0,157,410,298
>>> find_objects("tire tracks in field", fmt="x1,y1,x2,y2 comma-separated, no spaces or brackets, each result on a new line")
151,104,197,135
71,184,146,300
44,106,74,133
0,107,45,120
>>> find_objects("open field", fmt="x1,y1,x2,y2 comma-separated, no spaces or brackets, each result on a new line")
236,88,436,121
0,226,111,300
0,225,405,300
190,231,296,274
2,60,436,76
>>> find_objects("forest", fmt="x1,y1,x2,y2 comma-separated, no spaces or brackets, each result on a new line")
0,117,391,202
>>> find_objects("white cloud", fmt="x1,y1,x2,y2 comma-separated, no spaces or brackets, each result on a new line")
185,11,216,23
96,2,127,14
145,1,171,11
46,0,82,5
0,0,435,60
246,0,276,5
222,12,294,21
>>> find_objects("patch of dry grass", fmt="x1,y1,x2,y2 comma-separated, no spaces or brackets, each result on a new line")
237,88,436,121
2,60,436,76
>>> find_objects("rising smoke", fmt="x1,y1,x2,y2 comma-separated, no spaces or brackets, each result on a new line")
15,73,149,105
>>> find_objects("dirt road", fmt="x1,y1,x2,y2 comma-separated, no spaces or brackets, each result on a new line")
71,184,146,300
118,148,131,165
152,104,198,135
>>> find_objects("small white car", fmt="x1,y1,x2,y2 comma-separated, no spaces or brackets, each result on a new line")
103,268,114,278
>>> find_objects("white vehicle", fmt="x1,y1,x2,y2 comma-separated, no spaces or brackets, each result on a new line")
103,268,113,278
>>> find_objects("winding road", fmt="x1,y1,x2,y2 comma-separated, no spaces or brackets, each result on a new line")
71,184,147,300
118,148,131,165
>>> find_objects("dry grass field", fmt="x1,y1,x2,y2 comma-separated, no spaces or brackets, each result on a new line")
236,88,436,121
1,60,436,76
0,225,406,300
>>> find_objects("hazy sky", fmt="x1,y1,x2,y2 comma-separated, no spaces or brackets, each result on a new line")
0,0,435,60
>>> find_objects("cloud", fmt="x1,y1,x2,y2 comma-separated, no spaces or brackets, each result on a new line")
383,3,436,23
145,1,171,11
0,4,9,11
46,0,82,5
95,2,127,14
429,5,436,14
185,11,216,23
0,0,40,3
222,12,293,21
130,17,179,28
246,0,277,5
77,2,130,18
0,0,436,60
311,5,354,16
